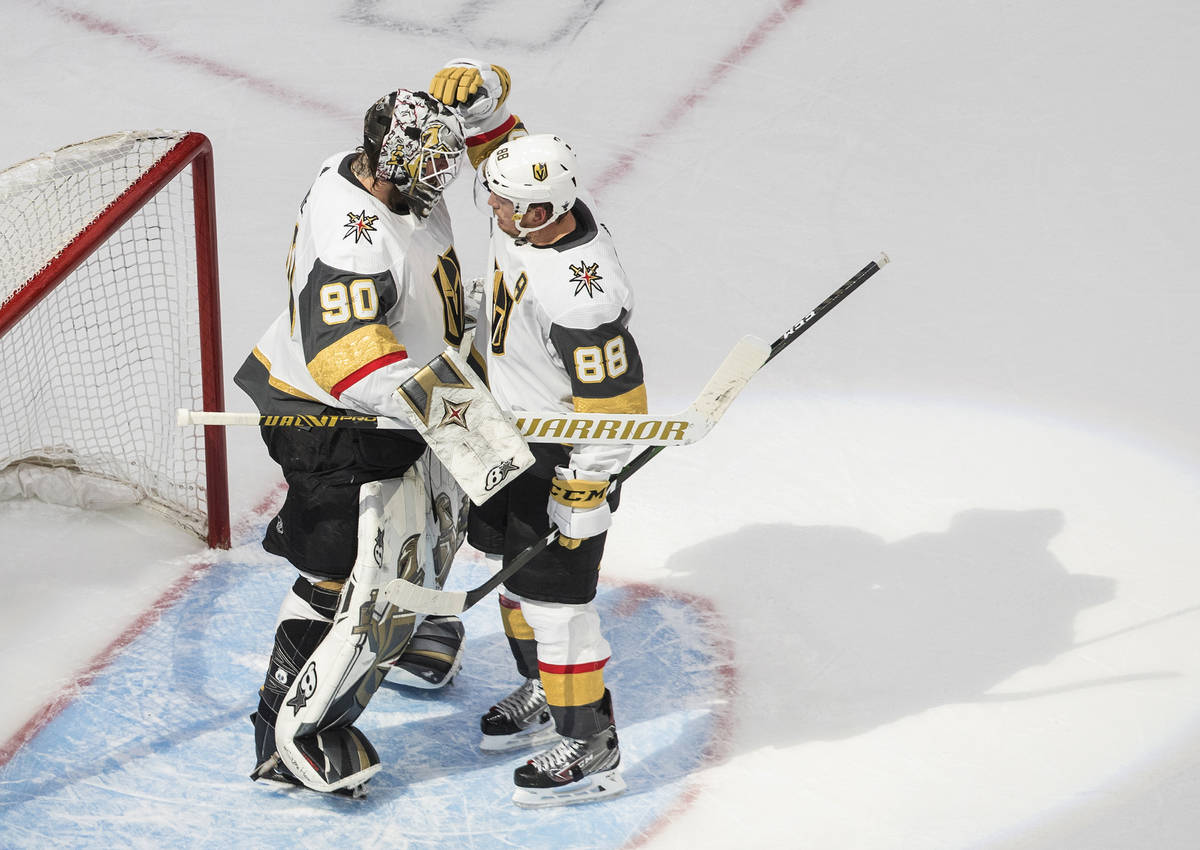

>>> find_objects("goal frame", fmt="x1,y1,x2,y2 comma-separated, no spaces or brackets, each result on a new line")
0,131,230,548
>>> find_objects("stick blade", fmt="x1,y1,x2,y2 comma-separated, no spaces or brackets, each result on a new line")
382,579,467,616
691,335,771,427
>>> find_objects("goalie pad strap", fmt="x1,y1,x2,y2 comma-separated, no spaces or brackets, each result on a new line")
549,477,610,510
291,576,342,619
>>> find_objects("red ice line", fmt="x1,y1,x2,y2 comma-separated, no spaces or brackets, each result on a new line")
0,482,290,768
594,0,807,193
3,2,805,831
47,5,352,120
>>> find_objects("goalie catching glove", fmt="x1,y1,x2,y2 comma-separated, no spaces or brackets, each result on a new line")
547,467,612,549
429,58,523,168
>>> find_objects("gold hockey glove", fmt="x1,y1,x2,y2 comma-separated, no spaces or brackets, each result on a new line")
429,58,522,168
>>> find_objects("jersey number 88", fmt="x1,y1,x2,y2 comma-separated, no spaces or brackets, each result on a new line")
574,336,628,383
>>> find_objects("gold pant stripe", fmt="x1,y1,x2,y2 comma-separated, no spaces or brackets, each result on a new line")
540,669,606,707
500,603,535,642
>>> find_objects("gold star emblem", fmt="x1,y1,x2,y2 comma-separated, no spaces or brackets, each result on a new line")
439,398,471,429
569,261,604,297
343,210,379,244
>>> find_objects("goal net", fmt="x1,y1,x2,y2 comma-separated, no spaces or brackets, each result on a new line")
0,131,229,548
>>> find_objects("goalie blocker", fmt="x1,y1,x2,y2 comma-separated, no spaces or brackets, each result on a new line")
392,347,533,504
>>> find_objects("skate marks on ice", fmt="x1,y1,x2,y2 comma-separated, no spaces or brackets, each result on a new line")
0,548,731,849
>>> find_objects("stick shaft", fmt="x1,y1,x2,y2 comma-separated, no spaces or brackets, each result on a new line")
394,254,892,614
617,254,890,486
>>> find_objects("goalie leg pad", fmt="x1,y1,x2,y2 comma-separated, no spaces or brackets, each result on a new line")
252,577,341,771
384,614,466,689
274,470,437,794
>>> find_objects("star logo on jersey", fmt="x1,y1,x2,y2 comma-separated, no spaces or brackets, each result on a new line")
439,398,471,430
343,210,379,244
569,261,604,298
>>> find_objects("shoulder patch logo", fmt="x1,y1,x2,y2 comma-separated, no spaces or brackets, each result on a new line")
532,162,548,181
569,261,605,298
343,210,379,244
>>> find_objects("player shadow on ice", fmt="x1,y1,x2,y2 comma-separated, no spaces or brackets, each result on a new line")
656,508,1150,752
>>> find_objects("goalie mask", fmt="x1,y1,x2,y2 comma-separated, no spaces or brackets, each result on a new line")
363,89,466,217
479,133,578,239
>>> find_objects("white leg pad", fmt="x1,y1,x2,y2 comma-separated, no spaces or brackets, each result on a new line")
274,458,464,793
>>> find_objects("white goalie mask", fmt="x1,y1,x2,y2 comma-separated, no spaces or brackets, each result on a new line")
478,133,578,238
364,89,466,217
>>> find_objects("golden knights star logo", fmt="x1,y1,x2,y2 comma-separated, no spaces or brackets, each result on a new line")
343,210,379,244
439,398,471,430
569,261,604,297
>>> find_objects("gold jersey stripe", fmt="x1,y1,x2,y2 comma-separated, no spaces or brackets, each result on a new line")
307,324,405,395
573,383,648,415
251,347,322,403
541,668,606,707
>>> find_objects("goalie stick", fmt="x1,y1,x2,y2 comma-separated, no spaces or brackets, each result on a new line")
383,253,891,616
177,337,771,447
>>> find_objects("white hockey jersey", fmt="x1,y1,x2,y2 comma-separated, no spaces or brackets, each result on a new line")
473,191,647,475
235,152,470,419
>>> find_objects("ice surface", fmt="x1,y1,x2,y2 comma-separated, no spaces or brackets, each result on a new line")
2,0,1199,847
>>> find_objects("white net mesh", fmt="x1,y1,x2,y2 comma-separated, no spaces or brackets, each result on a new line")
0,131,212,539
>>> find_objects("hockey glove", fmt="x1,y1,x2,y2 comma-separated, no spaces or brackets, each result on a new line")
547,468,612,549
429,58,513,134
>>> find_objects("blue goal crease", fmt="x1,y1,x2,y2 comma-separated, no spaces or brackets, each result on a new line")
0,541,727,849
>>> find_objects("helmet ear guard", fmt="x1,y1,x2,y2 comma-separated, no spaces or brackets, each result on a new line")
360,89,466,217
482,134,579,238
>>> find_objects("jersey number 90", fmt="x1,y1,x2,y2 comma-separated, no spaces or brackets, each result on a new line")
320,278,379,324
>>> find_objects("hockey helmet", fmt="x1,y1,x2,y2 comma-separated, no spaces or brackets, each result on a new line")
362,89,466,217
481,134,578,233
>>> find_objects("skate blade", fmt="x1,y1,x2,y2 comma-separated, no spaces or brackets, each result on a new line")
479,724,559,754
511,768,627,809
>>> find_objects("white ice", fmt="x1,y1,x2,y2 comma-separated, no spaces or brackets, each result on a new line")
2,1,1199,847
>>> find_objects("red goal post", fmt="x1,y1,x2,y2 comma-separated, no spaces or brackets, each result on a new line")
0,131,230,548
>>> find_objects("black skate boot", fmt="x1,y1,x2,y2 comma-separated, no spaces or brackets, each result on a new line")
479,677,557,753
511,723,625,808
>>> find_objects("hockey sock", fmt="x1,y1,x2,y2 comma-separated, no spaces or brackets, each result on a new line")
548,689,615,740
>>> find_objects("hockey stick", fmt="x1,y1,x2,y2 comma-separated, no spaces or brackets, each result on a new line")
177,336,771,447
382,253,891,616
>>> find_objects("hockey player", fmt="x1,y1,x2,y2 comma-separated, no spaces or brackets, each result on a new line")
234,86,521,796
430,56,645,810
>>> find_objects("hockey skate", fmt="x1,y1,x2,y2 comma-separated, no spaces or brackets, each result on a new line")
511,725,625,808
479,677,558,753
